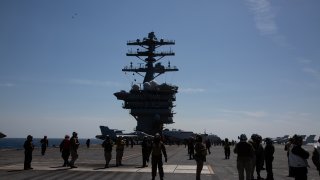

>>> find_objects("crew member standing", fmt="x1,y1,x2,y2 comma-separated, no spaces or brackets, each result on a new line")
86,139,90,148
188,137,195,160
255,135,264,180
264,138,275,180
205,138,211,155
234,134,254,180
142,136,150,167
40,135,48,156
24,135,34,170
102,135,113,168
150,133,167,180
224,138,231,159
194,135,207,180
69,132,80,168
285,137,294,177
116,136,125,166
312,137,320,176
289,135,309,180
248,134,257,180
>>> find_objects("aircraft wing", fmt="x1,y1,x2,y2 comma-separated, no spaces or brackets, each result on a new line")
116,134,137,138
116,131,154,139
96,125,153,140
96,134,137,140
95,135,105,140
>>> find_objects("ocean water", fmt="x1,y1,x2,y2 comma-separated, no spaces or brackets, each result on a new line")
0,138,103,149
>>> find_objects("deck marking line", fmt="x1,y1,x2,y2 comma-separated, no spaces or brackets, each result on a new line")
0,164,214,174
207,165,214,174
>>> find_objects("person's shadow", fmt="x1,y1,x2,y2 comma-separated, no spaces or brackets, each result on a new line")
50,166,70,171
7,169,24,172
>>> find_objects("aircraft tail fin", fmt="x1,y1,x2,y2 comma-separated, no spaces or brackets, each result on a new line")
303,135,316,145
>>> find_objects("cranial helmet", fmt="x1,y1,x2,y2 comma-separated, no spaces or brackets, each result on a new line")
265,138,272,144
154,133,161,143
196,134,202,142
239,134,247,141
27,135,33,140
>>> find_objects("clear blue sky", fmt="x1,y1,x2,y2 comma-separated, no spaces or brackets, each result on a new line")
1,0,319,139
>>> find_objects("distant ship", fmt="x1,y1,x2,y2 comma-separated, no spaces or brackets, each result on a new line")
162,129,194,141
114,32,179,135
0,132,6,138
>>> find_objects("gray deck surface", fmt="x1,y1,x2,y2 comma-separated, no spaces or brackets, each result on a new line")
0,144,319,180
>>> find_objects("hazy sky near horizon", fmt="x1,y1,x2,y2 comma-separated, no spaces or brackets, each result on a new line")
1,0,320,139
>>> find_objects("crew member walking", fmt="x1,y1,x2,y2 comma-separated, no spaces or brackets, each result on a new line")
150,133,167,180
59,135,70,167
194,135,207,180
69,132,80,168
142,136,151,167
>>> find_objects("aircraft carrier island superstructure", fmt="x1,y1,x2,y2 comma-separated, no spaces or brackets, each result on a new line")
114,32,179,135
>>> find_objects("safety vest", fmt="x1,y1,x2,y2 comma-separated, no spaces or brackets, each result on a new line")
288,146,308,168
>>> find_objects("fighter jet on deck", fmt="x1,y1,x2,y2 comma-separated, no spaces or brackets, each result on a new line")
270,134,317,145
271,135,290,144
303,135,316,145
95,126,153,140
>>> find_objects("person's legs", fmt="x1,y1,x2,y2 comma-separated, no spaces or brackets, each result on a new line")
62,151,69,166
69,150,78,167
158,157,164,180
24,152,32,169
265,159,274,180
104,151,111,168
237,160,245,180
196,160,204,180
151,156,157,179
119,150,124,165
244,159,253,180
116,151,120,166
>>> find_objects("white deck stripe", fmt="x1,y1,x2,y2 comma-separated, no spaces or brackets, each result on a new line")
0,164,214,174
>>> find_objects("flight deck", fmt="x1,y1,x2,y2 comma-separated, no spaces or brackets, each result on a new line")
0,144,319,180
